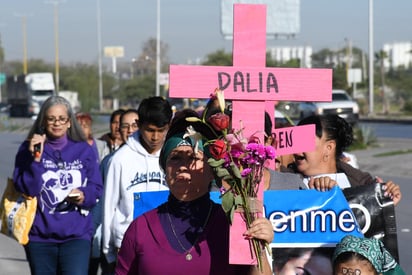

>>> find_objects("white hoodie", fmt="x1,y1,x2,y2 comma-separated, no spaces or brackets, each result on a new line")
102,131,168,262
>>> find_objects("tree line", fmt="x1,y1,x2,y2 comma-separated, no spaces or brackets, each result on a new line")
1,37,412,115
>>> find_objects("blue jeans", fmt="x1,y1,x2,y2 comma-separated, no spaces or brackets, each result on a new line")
25,239,91,275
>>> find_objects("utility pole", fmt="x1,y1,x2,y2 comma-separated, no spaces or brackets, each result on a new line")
22,16,28,75
368,0,374,115
155,0,161,97
14,14,32,74
45,0,66,93
96,0,103,112
345,38,353,89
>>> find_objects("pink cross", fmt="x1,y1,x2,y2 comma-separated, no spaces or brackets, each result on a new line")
168,4,332,265
169,5,331,156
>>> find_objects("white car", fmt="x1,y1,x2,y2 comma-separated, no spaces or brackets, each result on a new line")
297,90,359,125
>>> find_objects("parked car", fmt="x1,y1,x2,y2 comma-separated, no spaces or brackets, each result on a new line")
0,102,10,113
274,109,294,128
296,89,359,125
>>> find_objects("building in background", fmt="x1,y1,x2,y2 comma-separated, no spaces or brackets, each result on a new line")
383,42,412,70
267,46,312,68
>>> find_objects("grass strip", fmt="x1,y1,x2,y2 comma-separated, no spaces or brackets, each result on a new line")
374,149,412,157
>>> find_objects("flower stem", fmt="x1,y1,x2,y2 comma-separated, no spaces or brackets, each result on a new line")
235,187,264,272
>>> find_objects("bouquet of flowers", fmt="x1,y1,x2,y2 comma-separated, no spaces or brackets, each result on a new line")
186,88,275,271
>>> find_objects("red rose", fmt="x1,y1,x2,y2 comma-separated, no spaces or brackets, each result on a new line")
209,139,227,160
207,113,230,131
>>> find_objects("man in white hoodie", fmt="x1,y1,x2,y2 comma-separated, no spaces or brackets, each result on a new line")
102,96,172,271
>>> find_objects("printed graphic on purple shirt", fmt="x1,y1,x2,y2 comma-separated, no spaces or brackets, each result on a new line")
40,159,86,214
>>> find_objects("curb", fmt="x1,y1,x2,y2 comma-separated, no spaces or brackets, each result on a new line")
359,117,412,124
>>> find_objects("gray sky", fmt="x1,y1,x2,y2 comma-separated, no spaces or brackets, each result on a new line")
0,0,411,66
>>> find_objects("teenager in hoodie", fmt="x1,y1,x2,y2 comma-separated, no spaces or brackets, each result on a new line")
102,96,172,270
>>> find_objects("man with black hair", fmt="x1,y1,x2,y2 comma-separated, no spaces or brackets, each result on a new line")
102,97,172,272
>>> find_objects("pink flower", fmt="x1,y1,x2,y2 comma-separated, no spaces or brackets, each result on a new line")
241,168,252,177
265,146,276,159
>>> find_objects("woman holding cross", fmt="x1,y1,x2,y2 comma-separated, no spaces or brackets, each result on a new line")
115,109,274,275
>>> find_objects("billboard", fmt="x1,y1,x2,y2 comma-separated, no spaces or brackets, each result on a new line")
221,0,300,39
104,46,125,58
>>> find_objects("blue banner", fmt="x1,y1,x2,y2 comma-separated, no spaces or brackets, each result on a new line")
133,187,362,247
264,186,363,246
133,191,169,218
133,191,222,218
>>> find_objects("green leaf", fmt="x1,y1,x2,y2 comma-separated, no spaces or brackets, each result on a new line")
234,195,244,207
228,206,235,225
207,158,226,168
230,162,242,179
240,178,247,189
221,192,234,213
215,167,230,178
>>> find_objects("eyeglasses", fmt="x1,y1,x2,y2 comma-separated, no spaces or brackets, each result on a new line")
120,123,138,130
341,268,361,275
46,116,70,125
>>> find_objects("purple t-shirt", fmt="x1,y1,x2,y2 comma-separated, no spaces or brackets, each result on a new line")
116,203,250,275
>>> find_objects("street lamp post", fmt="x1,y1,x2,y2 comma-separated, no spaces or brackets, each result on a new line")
14,14,31,74
53,2,60,93
96,0,103,112
22,15,28,75
368,0,374,115
130,58,136,79
155,0,160,97
45,0,65,93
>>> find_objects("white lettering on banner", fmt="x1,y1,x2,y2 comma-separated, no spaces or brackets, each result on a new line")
269,209,357,233
339,211,358,232
349,203,372,234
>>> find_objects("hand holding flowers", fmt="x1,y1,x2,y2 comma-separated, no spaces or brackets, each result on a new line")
185,88,275,271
